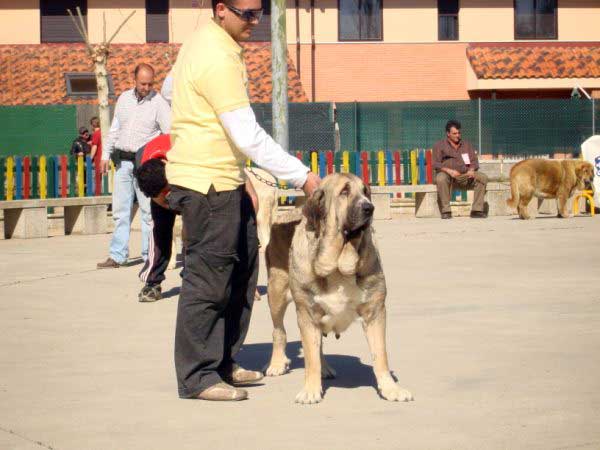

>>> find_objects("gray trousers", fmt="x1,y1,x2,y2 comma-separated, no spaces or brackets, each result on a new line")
435,171,488,214
167,184,259,398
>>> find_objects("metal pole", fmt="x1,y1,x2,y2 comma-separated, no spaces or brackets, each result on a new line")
593,98,596,135
354,101,358,153
271,0,289,151
478,97,482,152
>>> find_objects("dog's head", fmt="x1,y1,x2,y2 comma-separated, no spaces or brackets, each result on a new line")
303,173,373,238
574,160,595,190
303,173,374,277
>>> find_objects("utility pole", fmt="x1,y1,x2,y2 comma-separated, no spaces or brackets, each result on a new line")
271,0,289,152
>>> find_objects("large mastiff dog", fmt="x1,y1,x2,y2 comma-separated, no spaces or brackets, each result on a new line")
265,173,413,404
507,159,594,219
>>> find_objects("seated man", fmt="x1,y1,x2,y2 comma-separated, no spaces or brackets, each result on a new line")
433,120,488,219
135,134,258,303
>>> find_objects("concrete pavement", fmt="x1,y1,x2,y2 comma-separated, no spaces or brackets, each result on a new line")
1,216,599,450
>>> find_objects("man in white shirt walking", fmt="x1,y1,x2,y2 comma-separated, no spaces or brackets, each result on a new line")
98,63,171,269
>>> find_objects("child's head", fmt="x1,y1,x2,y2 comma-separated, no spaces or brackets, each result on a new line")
135,158,168,199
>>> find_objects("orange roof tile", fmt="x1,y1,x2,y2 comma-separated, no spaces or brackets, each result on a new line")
0,43,307,106
467,43,600,80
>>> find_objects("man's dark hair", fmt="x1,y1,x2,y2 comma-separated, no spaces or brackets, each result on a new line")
135,159,168,198
90,116,100,129
446,120,461,133
212,0,221,14
134,63,155,78
78,126,89,135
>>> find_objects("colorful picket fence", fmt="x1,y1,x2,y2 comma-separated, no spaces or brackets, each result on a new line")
0,150,468,202
0,155,114,201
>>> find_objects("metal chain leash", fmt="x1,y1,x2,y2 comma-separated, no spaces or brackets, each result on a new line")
246,166,296,190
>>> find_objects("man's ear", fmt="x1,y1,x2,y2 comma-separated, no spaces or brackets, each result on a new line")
303,188,325,237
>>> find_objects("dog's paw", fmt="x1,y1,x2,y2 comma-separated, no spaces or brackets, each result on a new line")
295,386,323,404
321,362,336,379
379,380,414,402
265,358,291,377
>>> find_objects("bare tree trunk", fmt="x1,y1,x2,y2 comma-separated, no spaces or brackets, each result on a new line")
93,47,111,147
68,8,135,146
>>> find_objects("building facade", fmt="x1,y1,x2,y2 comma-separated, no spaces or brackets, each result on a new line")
0,0,599,104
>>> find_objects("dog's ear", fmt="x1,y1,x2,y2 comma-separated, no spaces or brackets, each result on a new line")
303,188,325,236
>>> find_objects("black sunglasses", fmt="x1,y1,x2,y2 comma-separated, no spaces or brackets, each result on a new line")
225,4,263,22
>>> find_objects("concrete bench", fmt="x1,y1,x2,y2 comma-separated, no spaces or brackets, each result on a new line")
277,182,513,220
0,196,112,239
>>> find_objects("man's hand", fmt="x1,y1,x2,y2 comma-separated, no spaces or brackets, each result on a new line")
444,168,461,178
466,169,476,179
302,172,321,197
100,160,111,174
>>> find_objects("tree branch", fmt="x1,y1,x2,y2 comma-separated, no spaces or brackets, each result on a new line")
107,10,136,45
75,6,91,46
67,9,92,52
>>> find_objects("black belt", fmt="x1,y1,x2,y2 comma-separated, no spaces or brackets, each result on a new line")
115,149,136,161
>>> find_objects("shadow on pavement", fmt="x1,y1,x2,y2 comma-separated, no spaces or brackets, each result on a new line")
236,340,378,392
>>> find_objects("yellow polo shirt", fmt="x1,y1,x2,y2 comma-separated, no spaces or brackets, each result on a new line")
166,19,250,193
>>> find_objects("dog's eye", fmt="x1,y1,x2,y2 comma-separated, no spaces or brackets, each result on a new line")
341,184,350,196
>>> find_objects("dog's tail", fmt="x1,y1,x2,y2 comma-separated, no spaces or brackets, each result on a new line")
506,177,520,209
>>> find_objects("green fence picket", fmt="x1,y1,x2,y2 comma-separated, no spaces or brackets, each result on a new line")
31,156,39,199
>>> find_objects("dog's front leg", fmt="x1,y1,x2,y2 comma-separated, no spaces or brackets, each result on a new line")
266,274,291,376
557,190,572,218
295,305,323,404
359,298,413,402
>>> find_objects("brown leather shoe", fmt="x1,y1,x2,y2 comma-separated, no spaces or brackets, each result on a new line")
470,211,488,219
223,365,264,386
97,257,121,269
196,382,248,401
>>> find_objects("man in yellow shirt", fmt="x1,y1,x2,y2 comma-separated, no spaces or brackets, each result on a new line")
166,0,320,401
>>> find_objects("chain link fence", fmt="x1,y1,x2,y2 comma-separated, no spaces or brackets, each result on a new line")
335,99,596,156
1,99,597,157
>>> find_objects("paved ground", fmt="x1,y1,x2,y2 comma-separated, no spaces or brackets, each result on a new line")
1,216,599,450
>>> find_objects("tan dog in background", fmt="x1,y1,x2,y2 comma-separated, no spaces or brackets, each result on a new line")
265,173,413,404
507,159,594,219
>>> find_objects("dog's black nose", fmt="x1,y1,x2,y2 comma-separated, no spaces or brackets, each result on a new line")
362,202,374,216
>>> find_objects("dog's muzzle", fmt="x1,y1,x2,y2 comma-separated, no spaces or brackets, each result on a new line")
344,200,374,239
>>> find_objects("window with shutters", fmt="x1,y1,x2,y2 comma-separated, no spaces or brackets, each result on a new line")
247,0,271,42
338,0,383,41
41,0,87,43
515,0,557,40
146,0,169,43
65,73,115,98
438,0,459,41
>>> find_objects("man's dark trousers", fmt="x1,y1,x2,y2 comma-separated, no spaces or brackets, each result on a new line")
139,201,176,286
167,184,258,398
